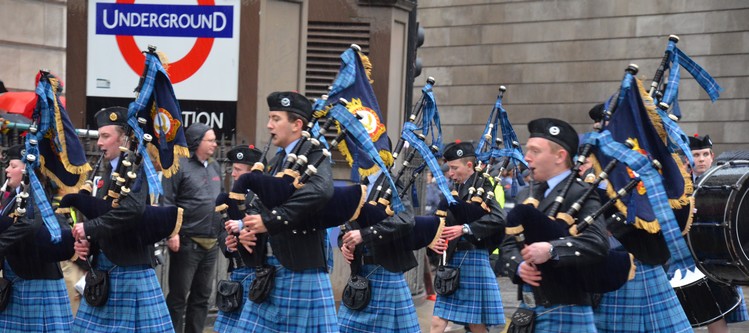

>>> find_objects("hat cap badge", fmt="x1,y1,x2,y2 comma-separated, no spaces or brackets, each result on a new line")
549,126,560,136
456,149,464,157
281,97,291,107
109,112,118,121
236,152,244,160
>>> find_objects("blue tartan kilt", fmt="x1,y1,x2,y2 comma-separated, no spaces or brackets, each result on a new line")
232,256,339,333
214,267,255,333
519,298,597,333
594,261,691,333
433,249,505,326
72,254,174,333
0,264,73,332
726,287,749,323
338,264,420,333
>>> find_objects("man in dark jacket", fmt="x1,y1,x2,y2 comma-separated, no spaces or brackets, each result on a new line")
502,118,609,332
72,106,173,332
235,91,337,332
163,122,222,333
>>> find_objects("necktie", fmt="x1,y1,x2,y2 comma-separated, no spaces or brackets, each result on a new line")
271,150,286,174
534,181,549,199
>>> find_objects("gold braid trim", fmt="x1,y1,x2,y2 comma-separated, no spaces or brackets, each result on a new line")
505,225,525,236
169,207,183,238
147,143,190,178
229,192,246,201
627,253,637,281
39,155,87,193
681,196,695,236
428,217,447,251
357,51,374,84
348,185,368,221
215,204,228,213
48,77,92,177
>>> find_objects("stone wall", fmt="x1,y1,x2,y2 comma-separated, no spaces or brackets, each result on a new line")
417,0,749,155
0,0,66,91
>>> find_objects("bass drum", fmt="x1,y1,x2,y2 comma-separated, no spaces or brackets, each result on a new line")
670,268,740,327
687,160,749,285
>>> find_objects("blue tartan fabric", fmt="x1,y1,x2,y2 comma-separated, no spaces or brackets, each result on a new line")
232,256,339,333
594,262,691,333
433,249,505,326
214,267,255,333
726,287,749,323
519,300,597,333
0,264,73,332
338,264,420,333
72,254,174,332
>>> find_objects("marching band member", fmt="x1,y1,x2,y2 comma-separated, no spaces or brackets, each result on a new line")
431,141,505,333
233,91,338,332
502,118,609,332
689,134,748,333
163,122,222,333
0,144,75,332
214,145,262,333
72,106,173,332
587,105,692,333
337,167,422,333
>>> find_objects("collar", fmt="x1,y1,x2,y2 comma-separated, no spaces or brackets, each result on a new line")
546,169,572,196
365,170,383,197
109,157,119,171
283,138,302,155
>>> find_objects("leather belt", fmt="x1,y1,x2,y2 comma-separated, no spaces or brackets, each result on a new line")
456,241,476,251
362,256,377,265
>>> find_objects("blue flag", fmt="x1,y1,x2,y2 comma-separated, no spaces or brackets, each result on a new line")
27,71,92,243
594,74,693,234
327,47,393,180
128,51,190,194
33,72,91,191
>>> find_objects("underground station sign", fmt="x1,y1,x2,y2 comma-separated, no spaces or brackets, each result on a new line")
87,0,240,138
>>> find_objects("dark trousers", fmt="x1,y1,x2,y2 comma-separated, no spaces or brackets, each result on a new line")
166,236,218,333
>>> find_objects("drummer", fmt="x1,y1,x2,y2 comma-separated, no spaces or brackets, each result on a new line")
690,134,749,333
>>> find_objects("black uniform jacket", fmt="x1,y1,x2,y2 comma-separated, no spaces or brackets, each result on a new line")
502,173,609,306
84,163,156,267
1,191,75,279
259,141,334,271
448,172,506,252
345,172,417,273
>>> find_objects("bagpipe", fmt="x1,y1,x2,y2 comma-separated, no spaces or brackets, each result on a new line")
226,99,368,233
344,75,452,252
55,46,185,246
504,67,647,294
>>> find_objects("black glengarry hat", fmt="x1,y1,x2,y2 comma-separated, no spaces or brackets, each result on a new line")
5,144,23,160
588,103,605,122
227,145,263,165
443,141,475,161
689,134,712,150
267,91,313,121
94,106,128,129
528,118,579,155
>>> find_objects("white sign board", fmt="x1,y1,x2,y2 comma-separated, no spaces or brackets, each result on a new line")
87,0,240,101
